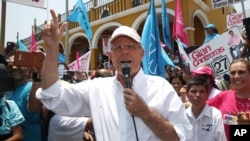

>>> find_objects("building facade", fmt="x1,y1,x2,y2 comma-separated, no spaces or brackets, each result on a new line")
21,0,233,70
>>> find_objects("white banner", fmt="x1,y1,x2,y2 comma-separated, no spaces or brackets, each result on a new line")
68,50,91,72
211,0,243,10
188,27,244,79
7,0,46,9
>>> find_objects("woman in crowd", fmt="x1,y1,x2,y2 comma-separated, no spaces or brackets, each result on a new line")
207,58,250,141
169,73,189,105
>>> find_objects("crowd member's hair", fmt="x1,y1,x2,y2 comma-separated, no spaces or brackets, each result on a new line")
212,28,219,34
186,77,209,93
169,73,187,86
94,68,113,78
230,58,250,72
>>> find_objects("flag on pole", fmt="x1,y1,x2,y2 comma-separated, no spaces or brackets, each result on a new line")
172,0,189,48
67,0,92,40
176,39,194,72
58,53,66,63
30,26,38,52
141,0,175,78
17,33,28,52
7,0,46,9
162,0,172,50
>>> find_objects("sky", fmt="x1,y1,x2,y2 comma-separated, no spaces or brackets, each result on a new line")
4,0,249,47
4,0,88,46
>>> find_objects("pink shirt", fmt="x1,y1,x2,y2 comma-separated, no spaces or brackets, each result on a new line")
228,34,241,46
207,90,250,141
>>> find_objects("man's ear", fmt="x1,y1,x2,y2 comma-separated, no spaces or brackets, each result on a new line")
141,49,144,58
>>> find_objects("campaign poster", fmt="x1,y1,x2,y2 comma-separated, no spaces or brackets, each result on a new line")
188,27,243,79
102,36,111,56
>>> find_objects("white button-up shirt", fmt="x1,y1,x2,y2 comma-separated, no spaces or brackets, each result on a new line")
36,69,193,141
186,104,227,141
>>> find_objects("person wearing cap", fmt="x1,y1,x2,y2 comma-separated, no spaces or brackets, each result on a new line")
203,23,220,44
36,9,193,141
191,65,221,99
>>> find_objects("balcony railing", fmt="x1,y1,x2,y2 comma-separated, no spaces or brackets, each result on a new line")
22,0,149,45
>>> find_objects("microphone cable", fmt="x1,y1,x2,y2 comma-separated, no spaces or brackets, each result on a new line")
131,115,139,141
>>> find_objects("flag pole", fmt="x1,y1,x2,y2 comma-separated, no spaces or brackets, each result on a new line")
240,0,246,18
0,0,6,54
65,0,70,64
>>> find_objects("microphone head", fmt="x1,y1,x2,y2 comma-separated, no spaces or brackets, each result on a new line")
121,63,130,78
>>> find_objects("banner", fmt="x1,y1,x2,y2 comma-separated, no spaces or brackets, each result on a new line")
68,50,91,72
211,0,244,10
188,27,243,79
7,0,46,9
102,36,111,56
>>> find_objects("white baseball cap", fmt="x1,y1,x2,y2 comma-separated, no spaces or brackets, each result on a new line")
110,26,141,43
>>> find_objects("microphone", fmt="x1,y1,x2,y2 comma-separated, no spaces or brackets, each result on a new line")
122,63,139,141
121,63,131,88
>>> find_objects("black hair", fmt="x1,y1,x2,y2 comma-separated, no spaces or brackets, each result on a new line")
169,73,186,85
187,77,209,93
212,28,219,34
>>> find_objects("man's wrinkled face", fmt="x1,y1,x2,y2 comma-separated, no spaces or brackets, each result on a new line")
109,36,144,78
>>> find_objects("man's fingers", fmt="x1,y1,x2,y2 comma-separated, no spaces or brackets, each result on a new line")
50,9,58,25
59,22,68,36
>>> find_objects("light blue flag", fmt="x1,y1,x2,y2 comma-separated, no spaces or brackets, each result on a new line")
141,0,175,78
17,37,28,52
162,0,172,51
58,52,67,63
67,0,92,40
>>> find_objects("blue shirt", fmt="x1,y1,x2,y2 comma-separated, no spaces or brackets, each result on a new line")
203,33,220,44
6,82,42,141
0,99,25,135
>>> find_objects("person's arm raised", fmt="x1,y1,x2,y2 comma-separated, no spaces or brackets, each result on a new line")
41,9,68,89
